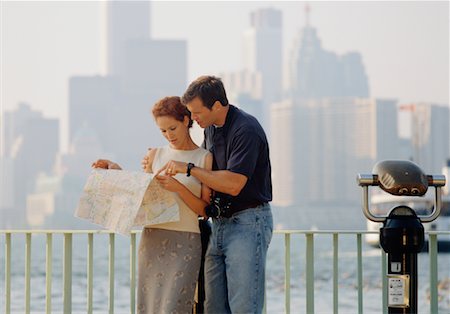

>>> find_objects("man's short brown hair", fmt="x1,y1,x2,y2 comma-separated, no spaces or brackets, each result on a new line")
181,75,229,109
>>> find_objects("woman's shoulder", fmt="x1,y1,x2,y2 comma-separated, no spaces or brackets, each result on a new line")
194,146,211,159
196,146,209,154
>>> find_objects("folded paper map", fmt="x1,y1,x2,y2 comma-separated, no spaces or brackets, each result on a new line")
75,169,179,235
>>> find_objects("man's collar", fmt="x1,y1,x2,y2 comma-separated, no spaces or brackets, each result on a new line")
217,105,235,136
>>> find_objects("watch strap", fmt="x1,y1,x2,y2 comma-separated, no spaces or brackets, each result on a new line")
186,162,195,177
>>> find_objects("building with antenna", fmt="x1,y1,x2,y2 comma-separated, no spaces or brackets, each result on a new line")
270,5,403,229
288,4,369,98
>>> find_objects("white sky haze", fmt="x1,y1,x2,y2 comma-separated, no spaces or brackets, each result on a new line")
1,1,449,151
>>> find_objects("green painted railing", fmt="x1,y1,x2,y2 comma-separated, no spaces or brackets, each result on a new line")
1,230,448,313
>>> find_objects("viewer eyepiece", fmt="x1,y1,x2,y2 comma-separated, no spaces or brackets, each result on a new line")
372,160,428,196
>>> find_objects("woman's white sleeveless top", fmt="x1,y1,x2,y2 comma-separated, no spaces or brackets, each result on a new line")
149,146,209,233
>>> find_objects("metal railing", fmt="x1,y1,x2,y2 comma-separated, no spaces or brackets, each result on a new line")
1,230,448,313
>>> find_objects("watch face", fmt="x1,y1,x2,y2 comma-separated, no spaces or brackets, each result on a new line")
187,163,195,176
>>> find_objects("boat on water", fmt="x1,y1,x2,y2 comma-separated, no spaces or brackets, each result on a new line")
365,192,450,251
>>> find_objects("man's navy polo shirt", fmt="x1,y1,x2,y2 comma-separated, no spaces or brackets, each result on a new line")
202,105,272,207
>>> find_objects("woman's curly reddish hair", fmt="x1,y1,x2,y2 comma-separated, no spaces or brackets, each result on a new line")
152,96,193,128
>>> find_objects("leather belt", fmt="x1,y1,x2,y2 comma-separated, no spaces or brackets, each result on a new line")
220,201,266,218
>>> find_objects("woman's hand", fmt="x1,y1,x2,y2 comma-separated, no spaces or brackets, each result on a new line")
141,148,153,173
91,159,122,170
155,174,183,193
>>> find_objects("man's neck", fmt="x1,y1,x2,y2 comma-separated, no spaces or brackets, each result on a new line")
213,105,230,127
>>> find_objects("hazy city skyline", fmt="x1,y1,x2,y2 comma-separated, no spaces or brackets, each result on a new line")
1,1,449,231
1,4,449,311
2,1,449,152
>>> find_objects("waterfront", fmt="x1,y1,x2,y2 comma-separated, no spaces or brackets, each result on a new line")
1,231,449,313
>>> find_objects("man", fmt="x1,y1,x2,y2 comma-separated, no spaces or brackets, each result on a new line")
152,76,273,314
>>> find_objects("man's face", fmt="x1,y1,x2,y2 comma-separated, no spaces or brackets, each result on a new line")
186,97,215,128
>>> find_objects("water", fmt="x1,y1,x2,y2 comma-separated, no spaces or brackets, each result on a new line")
1,233,449,313
266,235,450,313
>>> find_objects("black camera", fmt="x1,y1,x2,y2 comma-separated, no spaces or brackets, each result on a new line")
205,193,232,218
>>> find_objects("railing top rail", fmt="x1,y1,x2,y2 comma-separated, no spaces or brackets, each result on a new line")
274,230,377,235
427,230,450,235
0,229,374,234
0,229,142,234
0,229,449,235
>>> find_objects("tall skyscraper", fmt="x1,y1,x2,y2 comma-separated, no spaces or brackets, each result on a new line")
288,7,369,98
375,99,404,162
270,97,404,228
69,2,187,169
1,103,59,228
271,98,377,207
221,7,282,134
107,1,151,76
401,103,450,173
243,8,283,105
267,4,379,229
0,157,14,227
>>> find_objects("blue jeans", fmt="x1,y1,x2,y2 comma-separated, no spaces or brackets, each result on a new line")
204,203,273,314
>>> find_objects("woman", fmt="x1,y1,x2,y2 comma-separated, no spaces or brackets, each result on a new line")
92,96,212,314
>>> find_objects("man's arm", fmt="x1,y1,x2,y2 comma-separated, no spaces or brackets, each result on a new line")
156,161,247,196
190,167,247,197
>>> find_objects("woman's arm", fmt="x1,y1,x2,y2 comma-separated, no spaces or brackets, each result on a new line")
177,153,213,217
155,152,213,217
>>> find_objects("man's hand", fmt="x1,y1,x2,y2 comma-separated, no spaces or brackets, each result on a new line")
91,159,122,170
156,160,188,176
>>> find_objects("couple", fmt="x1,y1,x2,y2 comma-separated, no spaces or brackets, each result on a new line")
93,76,273,314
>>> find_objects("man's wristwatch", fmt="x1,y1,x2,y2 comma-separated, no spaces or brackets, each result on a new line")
186,163,195,177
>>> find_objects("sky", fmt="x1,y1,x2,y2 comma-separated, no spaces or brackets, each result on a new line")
1,1,449,151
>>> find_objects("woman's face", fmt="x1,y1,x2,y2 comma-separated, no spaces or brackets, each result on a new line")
155,115,190,148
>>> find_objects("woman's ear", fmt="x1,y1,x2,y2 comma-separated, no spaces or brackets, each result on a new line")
183,115,190,127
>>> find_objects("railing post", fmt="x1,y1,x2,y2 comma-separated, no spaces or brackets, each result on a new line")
284,233,291,314
63,233,73,313
5,233,11,314
306,233,314,314
109,233,115,314
429,233,438,313
46,233,53,314
333,233,339,314
357,233,363,314
263,274,267,314
87,233,94,314
381,250,387,314
130,232,136,314
25,233,31,314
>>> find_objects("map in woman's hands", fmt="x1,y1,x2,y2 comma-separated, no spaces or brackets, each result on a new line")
75,169,179,235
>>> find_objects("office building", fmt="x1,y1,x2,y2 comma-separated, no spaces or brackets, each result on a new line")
107,1,151,77
288,25,369,98
270,97,403,224
69,2,187,168
243,8,283,105
1,103,59,228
